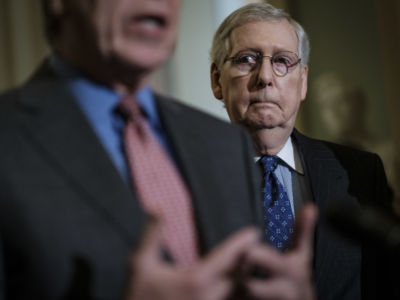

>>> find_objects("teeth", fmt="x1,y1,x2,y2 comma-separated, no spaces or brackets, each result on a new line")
137,16,164,27
143,19,160,27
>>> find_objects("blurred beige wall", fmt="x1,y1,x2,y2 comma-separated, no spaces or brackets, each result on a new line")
0,0,48,91
376,0,400,159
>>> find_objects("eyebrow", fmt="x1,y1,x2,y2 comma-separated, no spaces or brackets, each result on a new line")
230,48,261,56
232,47,298,56
234,47,261,53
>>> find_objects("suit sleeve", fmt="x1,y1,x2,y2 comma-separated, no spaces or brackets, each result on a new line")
364,153,398,299
371,153,393,208
0,234,4,300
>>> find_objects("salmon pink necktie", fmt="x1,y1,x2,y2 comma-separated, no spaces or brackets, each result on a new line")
118,95,198,266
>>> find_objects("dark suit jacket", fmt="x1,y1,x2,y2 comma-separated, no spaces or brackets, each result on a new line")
292,130,392,300
0,62,263,299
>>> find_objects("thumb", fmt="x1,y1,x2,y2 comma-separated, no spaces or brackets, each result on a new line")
124,218,166,300
132,216,163,268
200,227,260,277
292,204,318,255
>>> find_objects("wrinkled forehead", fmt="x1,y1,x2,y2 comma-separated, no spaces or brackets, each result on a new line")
228,20,299,55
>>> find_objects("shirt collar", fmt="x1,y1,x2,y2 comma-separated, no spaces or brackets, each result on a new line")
135,88,160,131
49,53,160,129
276,137,304,174
255,136,304,174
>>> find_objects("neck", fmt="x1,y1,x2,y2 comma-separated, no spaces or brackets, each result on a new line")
54,46,151,94
250,127,292,156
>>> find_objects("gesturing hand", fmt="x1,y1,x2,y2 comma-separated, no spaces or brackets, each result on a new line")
124,218,260,300
243,204,318,300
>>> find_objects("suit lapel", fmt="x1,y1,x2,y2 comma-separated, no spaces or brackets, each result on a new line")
17,65,145,246
295,132,346,212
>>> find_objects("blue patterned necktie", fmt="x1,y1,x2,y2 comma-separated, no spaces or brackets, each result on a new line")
261,156,294,251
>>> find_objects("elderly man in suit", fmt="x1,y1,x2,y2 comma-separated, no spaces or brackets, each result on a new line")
0,0,318,299
210,3,392,300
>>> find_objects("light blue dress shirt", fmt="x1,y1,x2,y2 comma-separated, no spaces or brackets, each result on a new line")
49,54,174,182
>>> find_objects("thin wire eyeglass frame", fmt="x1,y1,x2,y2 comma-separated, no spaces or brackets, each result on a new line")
224,51,301,77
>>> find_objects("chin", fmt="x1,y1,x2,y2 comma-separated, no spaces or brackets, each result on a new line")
253,115,281,128
241,119,276,130
112,42,172,72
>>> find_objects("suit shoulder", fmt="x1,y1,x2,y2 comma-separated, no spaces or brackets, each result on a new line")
156,94,244,135
294,130,380,160
293,130,385,182
322,139,381,162
0,87,20,107
0,87,23,125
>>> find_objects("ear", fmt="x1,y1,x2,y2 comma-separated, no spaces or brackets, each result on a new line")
210,63,223,100
300,65,308,101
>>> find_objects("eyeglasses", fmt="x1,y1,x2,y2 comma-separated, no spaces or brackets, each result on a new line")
225,50,301,77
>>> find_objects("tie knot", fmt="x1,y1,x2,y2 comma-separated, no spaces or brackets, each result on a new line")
261,156,278,173
117,95,142,121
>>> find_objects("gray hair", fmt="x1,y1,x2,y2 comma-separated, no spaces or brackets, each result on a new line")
210,3,310,70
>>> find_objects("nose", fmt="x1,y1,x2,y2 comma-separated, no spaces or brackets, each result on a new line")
256,57,274,88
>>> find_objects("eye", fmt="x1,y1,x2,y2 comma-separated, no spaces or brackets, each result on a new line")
273,52,298,66
273,55,291,66
232,53,258,65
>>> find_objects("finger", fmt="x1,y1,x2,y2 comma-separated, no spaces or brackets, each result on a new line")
202,278,234,300
200,227,260,277
131,216,163,268
292,204,318,255
245,278,294,300
246,276,316,300
244,243,285,275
